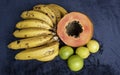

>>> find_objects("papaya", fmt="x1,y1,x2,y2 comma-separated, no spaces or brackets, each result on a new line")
57,12,93,47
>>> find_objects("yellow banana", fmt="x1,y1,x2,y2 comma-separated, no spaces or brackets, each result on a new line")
16,19,52,29
21,10,53,27
15,41,59,60
47,4,61,23
8,34,53,50
48,4,68,17
13,28,53,38
36,49,58,62
33,4,56,25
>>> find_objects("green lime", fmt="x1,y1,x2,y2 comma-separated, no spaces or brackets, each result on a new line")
76,47,90,59
59,46,74,60
67,55,84,71
87,40,100,53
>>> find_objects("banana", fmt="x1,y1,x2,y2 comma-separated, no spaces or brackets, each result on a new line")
36,49,58,62
48,4,68,17
13,28,53,38
33,4,56,25
8,34,53,50
47,4,61,23
15,41,59,60
21,10,53,27
16,19,52,29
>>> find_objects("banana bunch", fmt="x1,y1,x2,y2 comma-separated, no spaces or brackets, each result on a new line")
8,3,68,62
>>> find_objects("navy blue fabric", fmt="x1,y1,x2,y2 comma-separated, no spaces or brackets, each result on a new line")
0,0,120,75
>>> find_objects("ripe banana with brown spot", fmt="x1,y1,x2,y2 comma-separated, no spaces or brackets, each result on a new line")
15,41,59,61
13,28,53,38
33,4,57,25
47,4,61,23
48,4,68,17
21,10,53,27
8,34,53,50
36,48,58,62
16,19,52,29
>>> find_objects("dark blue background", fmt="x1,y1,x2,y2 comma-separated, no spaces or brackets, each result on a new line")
0,0,120,75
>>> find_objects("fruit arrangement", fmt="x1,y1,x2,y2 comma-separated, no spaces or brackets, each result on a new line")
8,3,100,72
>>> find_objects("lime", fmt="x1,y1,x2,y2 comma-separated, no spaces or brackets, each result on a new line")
76,47,90,59
87,40,100,53
59,46,74,60
67,55,84,71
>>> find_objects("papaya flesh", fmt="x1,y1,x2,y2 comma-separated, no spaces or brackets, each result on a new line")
57,12,93,47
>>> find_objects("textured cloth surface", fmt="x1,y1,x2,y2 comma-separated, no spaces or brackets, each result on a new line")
0,0,120,75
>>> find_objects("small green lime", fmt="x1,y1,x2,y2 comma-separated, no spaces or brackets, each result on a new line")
87,40,100,53
76,47,90,59
59,46,74,60
67,55,84,71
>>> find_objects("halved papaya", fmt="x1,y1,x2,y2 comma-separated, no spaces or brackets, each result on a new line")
57,12,93,47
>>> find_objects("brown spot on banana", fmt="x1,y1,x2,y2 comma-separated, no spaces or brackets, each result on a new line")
43,49,54,56
17,40,20,44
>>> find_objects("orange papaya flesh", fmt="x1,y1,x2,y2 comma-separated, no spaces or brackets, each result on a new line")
57,12,93,47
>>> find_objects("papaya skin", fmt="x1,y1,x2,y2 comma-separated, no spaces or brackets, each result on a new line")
57,12,94,47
